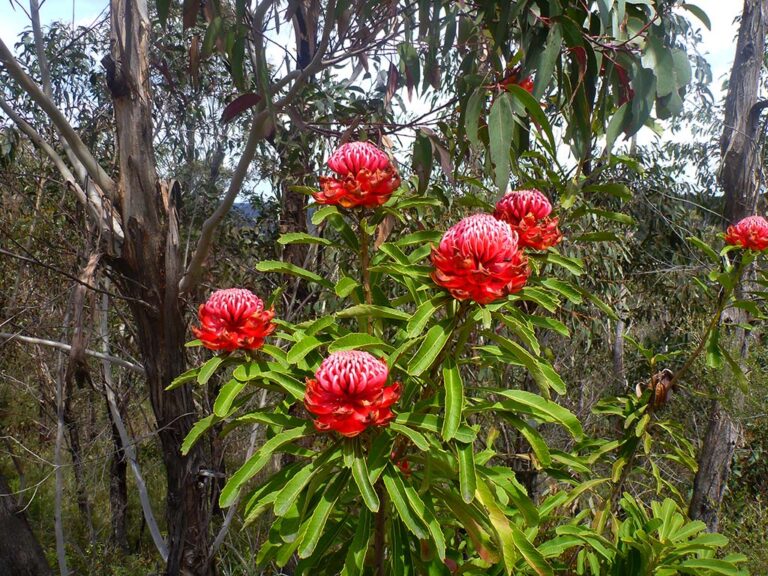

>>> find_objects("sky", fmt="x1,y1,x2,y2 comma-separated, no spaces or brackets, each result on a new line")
1,0,108,45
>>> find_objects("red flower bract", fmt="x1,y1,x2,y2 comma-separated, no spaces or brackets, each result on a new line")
304,351,401,437
314,141,401,208
494,188,562,250
430,214,530,304
724,215,768,251
499,66,534,94
192,288,275,352
518,76,535,93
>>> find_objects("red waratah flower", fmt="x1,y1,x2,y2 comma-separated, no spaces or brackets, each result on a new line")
724,215,768,251
304,351,401,437
493,188,563,250
517,76,535,93
314,141,401,209
192,288,275,352
430,213,530,305
498,66,534,94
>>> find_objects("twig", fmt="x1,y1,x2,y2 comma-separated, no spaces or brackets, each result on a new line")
0,246,148,307
0,331,144,374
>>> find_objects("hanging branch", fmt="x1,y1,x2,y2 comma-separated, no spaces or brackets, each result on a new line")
98,293,169,562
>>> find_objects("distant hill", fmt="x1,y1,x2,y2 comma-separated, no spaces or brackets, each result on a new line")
232,202,262,221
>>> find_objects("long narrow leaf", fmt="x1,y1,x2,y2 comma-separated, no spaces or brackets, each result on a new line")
458,442,477,504
352,442,380,512
220,424,311,507
297,470,350,558
442,357,464,441
383,466,428,539
408,319,453,376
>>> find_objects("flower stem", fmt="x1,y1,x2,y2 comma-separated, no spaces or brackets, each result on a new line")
358,211,385,571
359,213,373,334
374,481,387,576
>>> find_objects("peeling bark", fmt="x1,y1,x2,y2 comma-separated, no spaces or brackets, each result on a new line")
106,1,212,573
689,0,768,532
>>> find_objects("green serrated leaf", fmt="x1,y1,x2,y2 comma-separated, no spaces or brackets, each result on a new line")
352,443,380,512
493,389,583,440
278,232,332,246
198,355,224,385
220,425,311,507
540,279,583,304
408,319,453,376
545,253,584,275
298,470,350,558
181,414,218,455
407,295,448,338
475,478,518,574
167,366,200,390
287,335,324,365
274,450,338,517
328,333,391,353
337,305,410,322
687,236,720,263
213,379,247,417
311,205,339,225
342,507,372,575
335,277,360,298
256,260,332,289
389,423,430,451
383,466,429,539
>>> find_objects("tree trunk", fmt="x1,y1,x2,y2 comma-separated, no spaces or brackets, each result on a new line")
719,0,768,225
63,399,95,543
106,1,213,574
0,473,53,576
105,393,129,552
689,403,741,530
689,0,768,531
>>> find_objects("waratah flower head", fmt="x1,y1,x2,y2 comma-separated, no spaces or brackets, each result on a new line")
494,189,562,251
430,213,530,305
314,141,401,209
724,215,768,251
192,288,275,352
304,351,401,437
499,66,534,94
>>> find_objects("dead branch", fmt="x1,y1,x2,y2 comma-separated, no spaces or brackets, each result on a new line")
0,332,144,374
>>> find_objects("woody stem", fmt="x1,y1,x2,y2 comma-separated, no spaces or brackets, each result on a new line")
358,211,385,572
373,482,387,576
359,213,373,334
